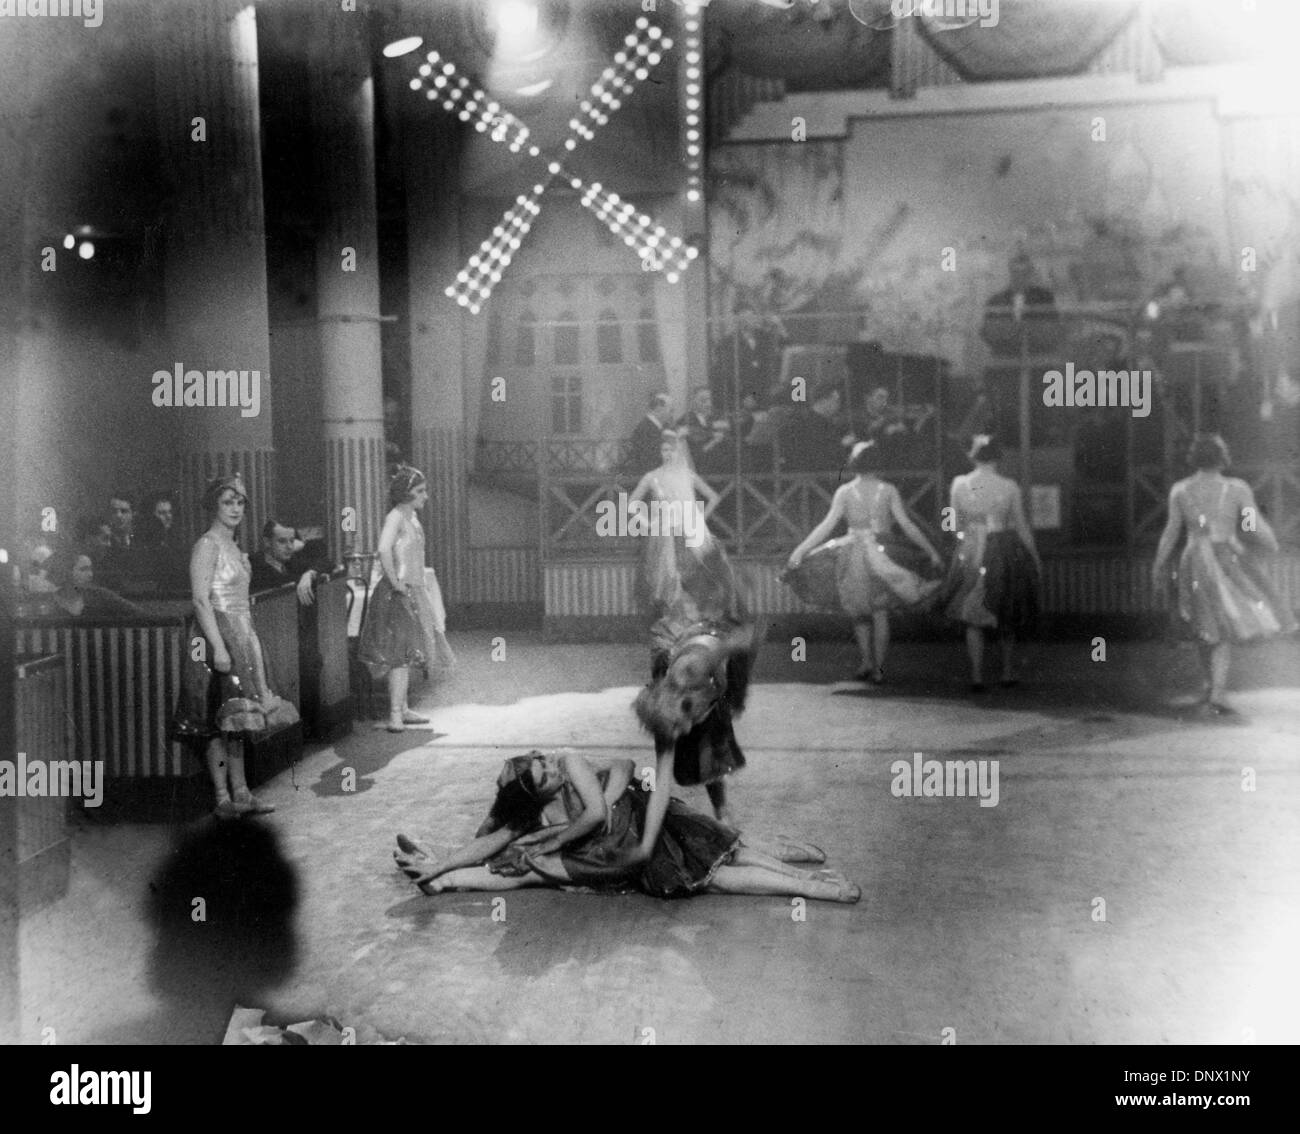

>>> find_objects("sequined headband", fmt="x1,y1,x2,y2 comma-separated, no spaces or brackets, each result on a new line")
205,473,248,500
496,753,542,798
389,465,426,497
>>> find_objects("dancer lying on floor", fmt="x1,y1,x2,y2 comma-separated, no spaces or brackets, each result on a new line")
393,750,860,903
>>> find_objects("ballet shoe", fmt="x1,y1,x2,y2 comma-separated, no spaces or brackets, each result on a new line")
401,710,430,725
386,714,406,733
213,799,242,821
869,669,886,685
825,878,861,904
396,833,423,855
231,791,275,815
776,836,826,863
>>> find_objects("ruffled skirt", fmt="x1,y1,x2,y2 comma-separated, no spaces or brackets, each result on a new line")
783,530,942,618
358,576,456,680
487,789,741,899
944,528,1039,633
172,610,300,742
640,530,745,626
1173,537,1297,645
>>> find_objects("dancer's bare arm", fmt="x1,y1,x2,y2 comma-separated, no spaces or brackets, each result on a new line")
787,488,846,567
602,759,635,811
1238,484,1279,553
522,755,607,856
628,474,652,506
692,474,721,520
630,747,676,863
376,508,407,594
190,538,229,673
410,826,518,885
1151,486,1184,583
888,485,942,565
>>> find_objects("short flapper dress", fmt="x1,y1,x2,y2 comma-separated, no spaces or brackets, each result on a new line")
1169,477,1296,646
358,512,456,680
782,480,942,617
172,534,300,741
482,756,742,899
638,469,744,626
944,476,1039,633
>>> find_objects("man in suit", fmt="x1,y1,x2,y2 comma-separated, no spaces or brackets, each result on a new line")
676,386,733,474
625,392,674,476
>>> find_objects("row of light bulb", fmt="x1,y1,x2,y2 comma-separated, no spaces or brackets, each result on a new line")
446,188,547,315
576,178,698,285
566,18,672,151
682,6,704,204
412,51,533,154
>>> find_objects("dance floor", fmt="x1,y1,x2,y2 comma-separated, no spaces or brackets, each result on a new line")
18,634,1300,1044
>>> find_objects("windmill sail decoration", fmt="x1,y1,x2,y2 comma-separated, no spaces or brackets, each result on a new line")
403,17,696,314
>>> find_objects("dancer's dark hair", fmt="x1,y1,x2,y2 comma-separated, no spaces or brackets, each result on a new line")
387,465,427,510
1187,433,1230,471
969,435,1002,463
480,755,546,834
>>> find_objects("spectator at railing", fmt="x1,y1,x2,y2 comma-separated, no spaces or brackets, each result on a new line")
24,542,57,595
711,299,788,412
46,545,146,618
137,491,189,592
97,491,153,596
980,252,1061,357
624,391,675,477
250,518,328,606
73,514,113,557
780,385,853,472
677,387,734,474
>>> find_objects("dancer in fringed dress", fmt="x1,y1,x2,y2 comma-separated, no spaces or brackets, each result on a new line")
944,435,1042,691
1151,434,1296,713
783,440,944,683
358,465,456,732
172,474,299,819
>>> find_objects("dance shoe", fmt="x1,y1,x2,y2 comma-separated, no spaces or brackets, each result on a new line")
231,792,276,815
401,710,430,725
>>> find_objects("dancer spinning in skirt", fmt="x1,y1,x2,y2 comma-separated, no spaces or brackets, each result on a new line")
784,440,944,683
944,435,1042,691
359,465,455,732
1151,434,1295,713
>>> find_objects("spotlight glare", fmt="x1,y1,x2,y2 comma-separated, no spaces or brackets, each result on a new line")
383,36,424,59
78,241,94,259
62,234,75,250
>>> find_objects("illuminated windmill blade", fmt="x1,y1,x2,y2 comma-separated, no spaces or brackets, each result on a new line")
410,49,536,156
562,16,674,154
446,181,551,314
572,176,698,284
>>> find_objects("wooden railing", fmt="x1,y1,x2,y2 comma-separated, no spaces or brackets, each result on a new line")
14,653,71,905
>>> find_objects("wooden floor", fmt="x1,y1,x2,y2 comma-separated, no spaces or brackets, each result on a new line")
16,633,1300,1044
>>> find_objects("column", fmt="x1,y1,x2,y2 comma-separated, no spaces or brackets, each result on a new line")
153,0,275,551
309,10,386,561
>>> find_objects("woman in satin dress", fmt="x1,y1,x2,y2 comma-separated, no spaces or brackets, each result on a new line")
1152,434,1295,712
172,473,299,819
359,466,456,732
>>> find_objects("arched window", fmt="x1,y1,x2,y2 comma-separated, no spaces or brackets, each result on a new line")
553,309,580,365
637,307,661,363
596,308,623,364
515,310,537,367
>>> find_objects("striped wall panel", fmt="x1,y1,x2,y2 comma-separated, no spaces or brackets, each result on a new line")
543,555,1300,619
414,426,470,600
464,547,541,604
15,658,69,863
325,432,385,559
15,624,191,778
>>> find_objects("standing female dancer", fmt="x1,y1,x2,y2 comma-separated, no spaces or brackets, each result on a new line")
392,751,859,903
359,465,455,732
784,440,944,682
1151,434,1295,712
945,436,1042,691
628,430,734,623
173,474,298,819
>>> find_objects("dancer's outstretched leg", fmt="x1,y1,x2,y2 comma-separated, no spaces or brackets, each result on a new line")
1208,643,1232,710
741,836,826,864
965,626,985,689
870,611,890,682
707,864,860,903
851,620,874,679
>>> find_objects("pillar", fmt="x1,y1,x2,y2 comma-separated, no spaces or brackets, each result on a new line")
309,9,386,561
153,0,275,551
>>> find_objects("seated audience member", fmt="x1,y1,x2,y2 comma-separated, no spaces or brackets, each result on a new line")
73,515,114,558
25,543,58,594
137,490,189,591
858,386,909,443
251,519,325,604
624,392,674,477
47,546,146,618
780,386,853,472
97,491,153,595
676,386,733,474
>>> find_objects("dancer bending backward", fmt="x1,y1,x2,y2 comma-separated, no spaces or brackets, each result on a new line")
359,465,456,732
945,436,1042,690
627,429,756,838
1151,434,1295,713
785,440,944,683
393,751,860,903
172,474,299,819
